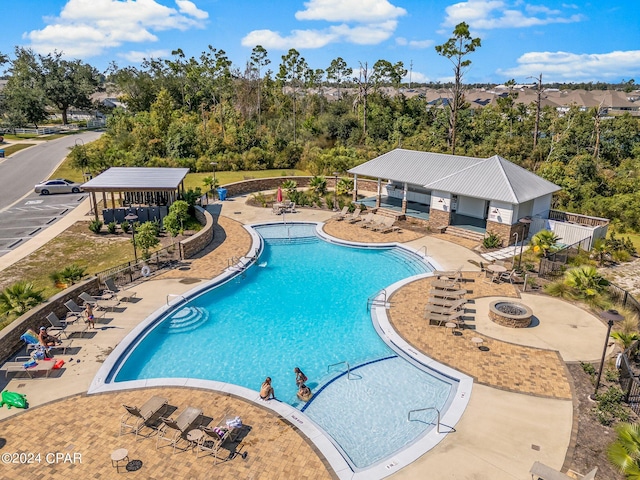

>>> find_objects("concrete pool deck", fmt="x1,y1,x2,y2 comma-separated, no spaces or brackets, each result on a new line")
0,197,608,479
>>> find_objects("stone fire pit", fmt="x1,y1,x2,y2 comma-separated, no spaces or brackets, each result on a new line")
489,300,533,328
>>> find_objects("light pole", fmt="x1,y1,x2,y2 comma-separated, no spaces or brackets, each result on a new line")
125,213,138,264
333,171,340,212
210,162,218,201
591,309,624,400
517,217,532,269
512,232,519,260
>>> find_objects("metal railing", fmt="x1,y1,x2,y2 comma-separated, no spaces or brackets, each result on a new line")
95,245,182,285
548,209,610,227
537,237,589,278
407,407,441,433
367,289,388,312
417,245,428,258
166,294,186,306
327,361,354,380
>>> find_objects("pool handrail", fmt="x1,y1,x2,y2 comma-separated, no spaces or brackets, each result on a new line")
417,245,428,258
166,294,187,306
327,360,355,380
408,407,441,434
366,288,388,312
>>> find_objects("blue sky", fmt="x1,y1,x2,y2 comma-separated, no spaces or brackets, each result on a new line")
2,0,639,84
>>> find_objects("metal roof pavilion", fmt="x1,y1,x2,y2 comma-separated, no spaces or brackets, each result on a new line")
82,167,190,191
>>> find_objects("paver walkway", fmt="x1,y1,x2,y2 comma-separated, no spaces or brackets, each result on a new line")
388,273,572,399
0,387,333,479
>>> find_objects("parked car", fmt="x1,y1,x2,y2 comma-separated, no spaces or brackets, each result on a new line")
34,179,83,195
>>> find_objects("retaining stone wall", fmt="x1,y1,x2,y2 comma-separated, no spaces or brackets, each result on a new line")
179,206,215,259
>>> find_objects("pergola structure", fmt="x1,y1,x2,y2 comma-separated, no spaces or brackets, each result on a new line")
81,167,190,220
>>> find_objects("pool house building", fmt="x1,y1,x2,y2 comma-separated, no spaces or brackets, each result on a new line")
349,148,608,247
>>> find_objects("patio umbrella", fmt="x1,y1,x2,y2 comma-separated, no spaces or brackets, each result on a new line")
276,186,283,203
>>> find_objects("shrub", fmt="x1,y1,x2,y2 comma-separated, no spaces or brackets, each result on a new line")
107,221,117,234
612,250,632,263
581,361,596,376
121,220,131,234
0,281,45,317
134,221,161,260
543,280,575,299
594,386,630,425
252,192,268,207
482,232,502,249
88,219,103,234
50,264,87,287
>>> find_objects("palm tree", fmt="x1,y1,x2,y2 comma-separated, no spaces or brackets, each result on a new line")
530,229,561,257
611,331,640,352
608,422,640,479
591,238,610,266
0,281,45,317
564,266,609,298
309,176,327,196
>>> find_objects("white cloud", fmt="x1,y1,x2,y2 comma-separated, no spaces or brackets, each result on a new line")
405,71,430,83
119,49,171,63
396,37,434,48
444,0,583,29
242,0,405,50
498,50,640,81
24,0,208,59
295,0,406,23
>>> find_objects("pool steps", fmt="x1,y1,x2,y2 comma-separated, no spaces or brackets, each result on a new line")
161,306,210,333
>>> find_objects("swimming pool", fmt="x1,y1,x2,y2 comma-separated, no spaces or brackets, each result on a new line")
95,223,471,476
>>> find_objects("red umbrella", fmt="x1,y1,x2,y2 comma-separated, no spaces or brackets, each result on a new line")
276,186,283,203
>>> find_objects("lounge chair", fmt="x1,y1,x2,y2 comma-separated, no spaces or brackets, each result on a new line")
196,416,242,463
79,291,119,312
63,299,84,322
428,288,467,299
424,298,467,316
427,296,468,308
370,216,391,232
21,328,73,356
120,395,169,439
104,277,137,302
345,208,362,224
433,266,463,281
427,309,466,327
358,213,377,228
1,356,55,378
376,216,400,233
156,406,203,453
431,279,458,290
529,461,597,480
332,206,349,220
46,312,88,338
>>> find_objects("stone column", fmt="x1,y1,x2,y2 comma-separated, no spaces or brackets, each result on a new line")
376,178,381,207
402,182,408,213
352,174,358,202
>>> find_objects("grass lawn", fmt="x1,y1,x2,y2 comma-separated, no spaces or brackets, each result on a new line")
0,221,136,301
184,169,311,191
1,144,35,156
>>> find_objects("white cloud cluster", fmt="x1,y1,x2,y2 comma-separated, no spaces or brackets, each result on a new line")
241,0,406,50
498,50,640,81
24,0,208,58
444,0,583,29
396,37,434,49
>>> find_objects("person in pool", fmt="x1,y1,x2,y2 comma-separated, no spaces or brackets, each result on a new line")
294,367,307,387
297,384,312,402
260,377,275,400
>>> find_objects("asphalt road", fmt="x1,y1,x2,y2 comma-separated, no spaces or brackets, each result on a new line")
0,130,102,211
0,131,103,257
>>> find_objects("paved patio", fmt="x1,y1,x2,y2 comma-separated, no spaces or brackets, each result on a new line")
0,196,610,479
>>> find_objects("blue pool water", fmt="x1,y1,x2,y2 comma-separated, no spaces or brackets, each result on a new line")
114,223,454,469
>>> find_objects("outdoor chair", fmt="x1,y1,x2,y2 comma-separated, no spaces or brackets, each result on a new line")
104,277,137,302
377,216,400,233
46,312,88,338
371,216,393,232
424,298,467,317
120,395,169,440
1,356,56,378
345,208,362,224
499,269,516,283
197,425,231,462
529,461,597,480
21,329,73,356
156,406,203,454
332,206,349,220
79,291,119,312
63,299,84,322
429,288,467,299
427,296,468,308
427,309,466,327
359,213,378,229
432,266,463,281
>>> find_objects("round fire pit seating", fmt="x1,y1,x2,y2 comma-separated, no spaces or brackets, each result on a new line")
489,300,533,328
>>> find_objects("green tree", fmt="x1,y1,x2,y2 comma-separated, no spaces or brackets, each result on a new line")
39,51,100,124
277,49,308,143
163,212,182,240
134,221,160,260
169,200,190,230
564,265,609,298
0,281,45,317
326,57,352,99
309,175,327,195
608,422,640,479
435,22,481,154
250,45,270,126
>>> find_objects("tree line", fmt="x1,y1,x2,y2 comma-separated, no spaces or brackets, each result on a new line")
1,22,639,231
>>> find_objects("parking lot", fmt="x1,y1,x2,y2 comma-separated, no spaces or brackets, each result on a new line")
0,192,88,257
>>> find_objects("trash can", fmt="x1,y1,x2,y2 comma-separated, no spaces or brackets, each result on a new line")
0,150,4,158
217,188,227,201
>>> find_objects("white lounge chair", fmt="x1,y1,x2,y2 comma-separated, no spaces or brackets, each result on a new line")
332,206,349,220
1,356,55,378
346,208,362,224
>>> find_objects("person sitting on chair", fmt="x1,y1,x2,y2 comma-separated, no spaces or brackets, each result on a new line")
297,384,312,402
260,377,275,400
38,326,60,346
